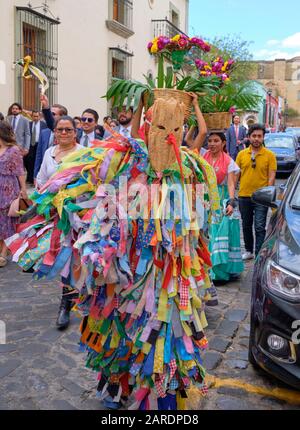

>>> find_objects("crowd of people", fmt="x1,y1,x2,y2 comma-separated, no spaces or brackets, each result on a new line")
0,96,277,291
0,93,277,410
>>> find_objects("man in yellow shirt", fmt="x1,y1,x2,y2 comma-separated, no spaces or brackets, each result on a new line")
236,124,277,260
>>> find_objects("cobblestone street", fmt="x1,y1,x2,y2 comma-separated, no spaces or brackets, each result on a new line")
0,257,300,410
1,180,300,410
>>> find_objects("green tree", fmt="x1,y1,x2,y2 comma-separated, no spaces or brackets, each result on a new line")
189,33,255,83
286,107,300,118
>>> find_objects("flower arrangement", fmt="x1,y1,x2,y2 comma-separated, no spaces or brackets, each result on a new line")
148,34,211,72
148,35,211,55
105,33,220,112
195,57,235,83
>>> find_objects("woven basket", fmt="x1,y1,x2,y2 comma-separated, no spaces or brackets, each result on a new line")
203,112,232,130
153,89,193,120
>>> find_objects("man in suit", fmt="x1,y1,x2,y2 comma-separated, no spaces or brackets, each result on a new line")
34,97,68,182
7,103,31,155
77,109,103,147
24,110,47,184
226,115,248,160
103,106,133,139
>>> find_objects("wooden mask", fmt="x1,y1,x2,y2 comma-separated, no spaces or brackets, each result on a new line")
148,97,185,173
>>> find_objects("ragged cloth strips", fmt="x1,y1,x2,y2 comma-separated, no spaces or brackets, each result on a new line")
7,99,219,410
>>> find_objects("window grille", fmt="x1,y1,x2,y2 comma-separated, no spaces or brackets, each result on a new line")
15,7,59,111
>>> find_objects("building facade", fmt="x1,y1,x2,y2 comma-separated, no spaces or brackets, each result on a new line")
251,57,300,125
0,0,189,118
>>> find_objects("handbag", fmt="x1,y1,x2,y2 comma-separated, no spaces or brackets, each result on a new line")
8,197,32,217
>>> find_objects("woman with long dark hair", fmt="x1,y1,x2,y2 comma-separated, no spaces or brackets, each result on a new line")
203,132,244,281
0,122,27,267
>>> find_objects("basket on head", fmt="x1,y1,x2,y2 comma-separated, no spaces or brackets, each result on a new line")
203,112,232,130
153,89,193,120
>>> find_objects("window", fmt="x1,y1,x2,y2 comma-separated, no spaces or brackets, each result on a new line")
258,65,265,79
109,48,133,81
108,48,133,115
112,58,126,80
171,10,179,28
15,7,59,110
169,2,180,30
107,0,134,38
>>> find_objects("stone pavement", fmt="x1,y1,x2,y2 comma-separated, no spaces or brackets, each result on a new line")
0,262,103,410
1,197,300,410
188,261,300,410
1,259,299,410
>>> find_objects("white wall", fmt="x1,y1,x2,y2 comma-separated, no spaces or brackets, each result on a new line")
57,0,188,118
0,0,60,114
0,0,189,120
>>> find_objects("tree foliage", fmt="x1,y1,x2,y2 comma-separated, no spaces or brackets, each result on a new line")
189,33,255,83
286,107,300,118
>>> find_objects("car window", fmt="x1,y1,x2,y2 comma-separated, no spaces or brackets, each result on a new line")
290,174,300,208
286,128,300,137
265,137,295,149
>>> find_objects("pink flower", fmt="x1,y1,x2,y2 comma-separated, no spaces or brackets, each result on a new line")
212,63,222,73
157,40,165,50
195,59,207,70
229,106,236,114
178,37,189,48
147,42,153,50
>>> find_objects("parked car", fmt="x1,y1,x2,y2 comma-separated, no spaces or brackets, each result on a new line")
249,165,300,390
286,127,300,143
264,133,300,175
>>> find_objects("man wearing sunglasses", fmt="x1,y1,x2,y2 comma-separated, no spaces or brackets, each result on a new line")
236,124,277,260
77,109,103,147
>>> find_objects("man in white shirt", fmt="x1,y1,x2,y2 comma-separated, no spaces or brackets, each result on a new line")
78,109,103,147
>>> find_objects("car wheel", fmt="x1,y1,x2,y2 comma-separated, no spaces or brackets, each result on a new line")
248,317,260,369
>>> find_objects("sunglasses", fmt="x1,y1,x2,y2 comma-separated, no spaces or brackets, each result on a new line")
55,127,75,134
251,156,256,169
81,117,94,123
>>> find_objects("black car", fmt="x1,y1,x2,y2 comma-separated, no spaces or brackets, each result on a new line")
249,165,300,390
264,133,300,175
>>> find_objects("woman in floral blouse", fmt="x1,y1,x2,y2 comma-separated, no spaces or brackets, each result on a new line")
0,122,27,267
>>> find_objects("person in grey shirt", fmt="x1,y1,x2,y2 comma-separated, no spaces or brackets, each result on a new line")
7,103,31,156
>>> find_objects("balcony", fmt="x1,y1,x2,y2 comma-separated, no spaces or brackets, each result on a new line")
106,0,134,39
152,19,188,39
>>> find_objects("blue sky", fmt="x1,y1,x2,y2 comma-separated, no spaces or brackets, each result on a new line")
189,0,300,60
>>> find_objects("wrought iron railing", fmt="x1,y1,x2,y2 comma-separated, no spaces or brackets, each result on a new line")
112,0,133,30
152,19,188,39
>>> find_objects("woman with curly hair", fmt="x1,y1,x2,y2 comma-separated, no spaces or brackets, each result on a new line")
0,121,27,267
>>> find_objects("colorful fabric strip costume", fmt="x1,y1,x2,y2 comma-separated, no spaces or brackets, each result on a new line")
7,98,220,410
